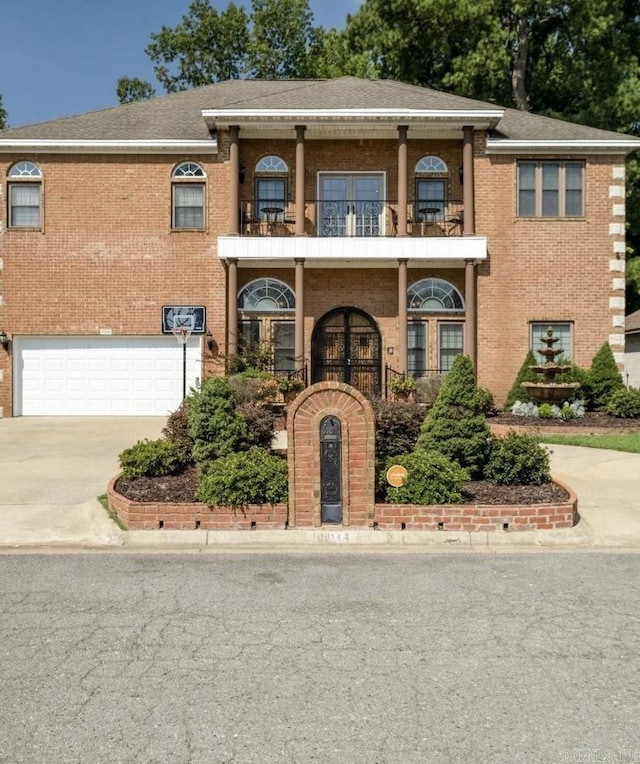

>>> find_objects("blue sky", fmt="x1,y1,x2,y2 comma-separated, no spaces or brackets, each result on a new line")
1,0,361,128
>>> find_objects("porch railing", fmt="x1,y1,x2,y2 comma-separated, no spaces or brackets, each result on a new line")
239,200,464,238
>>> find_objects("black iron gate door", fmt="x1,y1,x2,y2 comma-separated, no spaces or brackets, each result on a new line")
312,307,381,396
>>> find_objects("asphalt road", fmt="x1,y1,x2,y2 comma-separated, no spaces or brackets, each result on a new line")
1,552,639,763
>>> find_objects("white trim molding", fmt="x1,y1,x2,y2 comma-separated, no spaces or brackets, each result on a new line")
0,139,218,155
487,139,640,154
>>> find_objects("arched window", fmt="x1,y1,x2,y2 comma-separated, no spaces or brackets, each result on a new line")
237,278,296,373
408,278,465,312
255,156,288,221
171,161,206,228
238,278,295,311
415,156,448,174
415,156,448,223
7,161,42,228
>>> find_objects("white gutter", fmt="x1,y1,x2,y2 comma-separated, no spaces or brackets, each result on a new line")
0,139,218,154
486,139,640,154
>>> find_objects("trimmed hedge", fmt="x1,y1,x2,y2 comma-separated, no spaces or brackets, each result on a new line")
382,450,469,505
119,438,183,479
485,433,551,486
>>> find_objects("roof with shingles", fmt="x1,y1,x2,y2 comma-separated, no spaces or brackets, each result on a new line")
0,76,636,143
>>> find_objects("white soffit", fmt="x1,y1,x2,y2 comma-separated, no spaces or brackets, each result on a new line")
0,139,218,154
486,139,640,154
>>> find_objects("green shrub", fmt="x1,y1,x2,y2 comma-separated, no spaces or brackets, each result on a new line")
371,397,424,468
382,449,469,505
413,374,445,405
188,377,250,463
228,372,279,405
119,438,183,478
474,386,497,416
505,350,539,408
605,387,640,418
237,402,278,448
568,364,593,407
196,447,288,506
417,355,490,478
485,432,551,486
538,403,554,419
162,401,194,465
590,342,624,410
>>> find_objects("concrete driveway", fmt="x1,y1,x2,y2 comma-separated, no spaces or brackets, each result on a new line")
0,417,165,547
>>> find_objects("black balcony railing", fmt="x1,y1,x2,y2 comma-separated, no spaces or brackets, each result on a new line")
239,200,464,238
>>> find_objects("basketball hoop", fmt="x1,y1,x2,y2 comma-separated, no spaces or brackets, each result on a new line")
171,326,193,345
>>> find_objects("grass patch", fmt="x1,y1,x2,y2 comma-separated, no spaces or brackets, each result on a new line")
538,431,640,454
97,494,127,531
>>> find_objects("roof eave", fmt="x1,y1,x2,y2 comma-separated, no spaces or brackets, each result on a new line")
486,139,640,155
0,139,218,155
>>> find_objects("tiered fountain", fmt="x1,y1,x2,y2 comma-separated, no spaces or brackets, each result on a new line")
521,326,580,403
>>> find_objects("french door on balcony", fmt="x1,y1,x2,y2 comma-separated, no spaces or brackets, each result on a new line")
318,173,384,237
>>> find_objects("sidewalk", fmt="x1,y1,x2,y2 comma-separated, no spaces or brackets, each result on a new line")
1,424,639,549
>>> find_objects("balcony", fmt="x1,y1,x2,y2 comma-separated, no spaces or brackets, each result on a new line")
220,199,487,268
239,199,465,238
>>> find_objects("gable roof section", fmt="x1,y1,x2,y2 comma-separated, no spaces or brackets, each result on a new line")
627,310,640,335
0,76,638,153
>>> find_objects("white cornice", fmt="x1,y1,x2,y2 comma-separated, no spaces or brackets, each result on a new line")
486,139,640,154
0,139,218,154
203,108,504,131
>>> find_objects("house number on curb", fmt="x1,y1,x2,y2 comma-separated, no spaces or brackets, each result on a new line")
320,415,342,524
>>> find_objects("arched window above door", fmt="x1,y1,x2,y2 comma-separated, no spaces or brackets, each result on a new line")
238,278,295,311
407,278,464,312
415,156,448,174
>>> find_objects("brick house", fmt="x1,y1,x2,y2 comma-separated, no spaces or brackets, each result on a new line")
1,76,638,416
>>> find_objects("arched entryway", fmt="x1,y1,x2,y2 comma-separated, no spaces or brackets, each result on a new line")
311,307,381,396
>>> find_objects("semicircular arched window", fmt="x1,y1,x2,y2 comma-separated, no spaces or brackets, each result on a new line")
7,161,43,228
407,278,465,312
171,162,206,228
415,156,448,174
238,278,295,312
255,155,288,173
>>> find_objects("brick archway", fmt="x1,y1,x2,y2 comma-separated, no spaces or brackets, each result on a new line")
287,381,376,527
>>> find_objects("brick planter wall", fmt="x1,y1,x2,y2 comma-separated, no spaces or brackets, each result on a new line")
108,477,287,530
374,479,577,532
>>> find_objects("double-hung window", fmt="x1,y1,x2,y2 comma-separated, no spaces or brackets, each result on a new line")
171,162,205,229
7,161,42,229
530,322,573,361
517,161,584,218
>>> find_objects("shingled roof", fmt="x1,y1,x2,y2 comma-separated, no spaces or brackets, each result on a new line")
0,76,637,145
627,310,640,335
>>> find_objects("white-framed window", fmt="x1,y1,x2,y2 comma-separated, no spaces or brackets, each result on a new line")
439,322,464,371
7,161,42,229
255,156,288,221
408,322,428,377
171,161,205,229
530,322,573,361
408,278,465,312
415,156,448,222
273,320,295,373
517,161,584,218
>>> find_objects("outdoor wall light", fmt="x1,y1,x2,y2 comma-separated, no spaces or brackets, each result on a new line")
0,330,9,351
239,163,246,185
205,330,216,354
458,166,464,185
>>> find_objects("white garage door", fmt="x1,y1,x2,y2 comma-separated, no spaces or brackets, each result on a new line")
14,336,202,416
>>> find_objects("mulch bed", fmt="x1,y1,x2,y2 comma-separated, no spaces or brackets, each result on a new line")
491,411,640,430
115,467,568,506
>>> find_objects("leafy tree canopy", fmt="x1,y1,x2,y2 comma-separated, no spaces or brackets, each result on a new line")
0,94,7,130
116,77,156,104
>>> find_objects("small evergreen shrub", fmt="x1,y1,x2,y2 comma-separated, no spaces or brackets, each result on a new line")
188,377,250,463
196,447,288,506
162,401,194,465
119,438,183,478
590,342,624,410
569,364,593,406
474,386,497,416
605,387,640,418
505,350,539,408
485,433,551,486
382,449,469,505
538,403,554,419
417,355,490,478
371,397,424,467
237,402,278,448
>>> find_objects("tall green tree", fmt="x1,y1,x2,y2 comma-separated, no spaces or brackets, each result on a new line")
249,0,315,78
146,0,251,91
116,77,156,104
0,94,7,130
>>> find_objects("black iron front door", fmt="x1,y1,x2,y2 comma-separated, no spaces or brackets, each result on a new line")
312,308,381,396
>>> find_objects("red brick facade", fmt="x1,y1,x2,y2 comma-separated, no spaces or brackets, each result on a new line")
0,92,630,415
